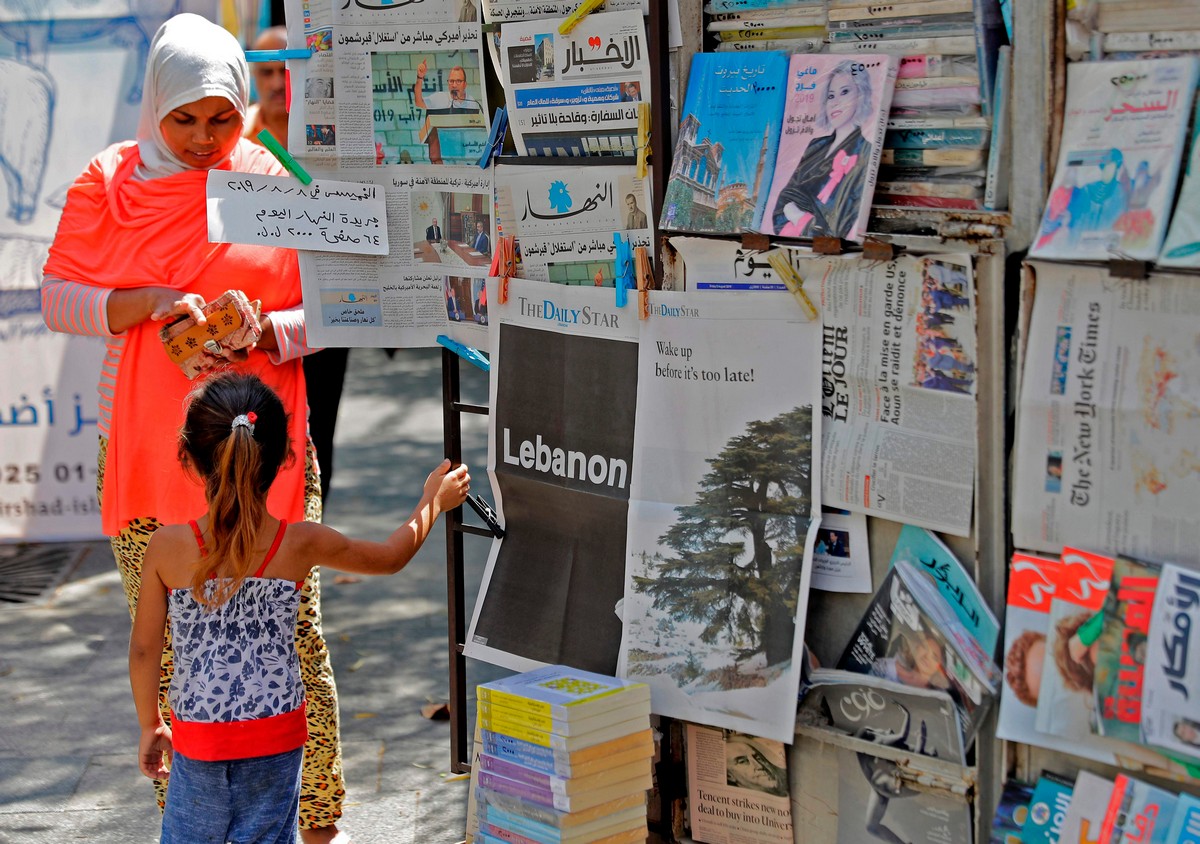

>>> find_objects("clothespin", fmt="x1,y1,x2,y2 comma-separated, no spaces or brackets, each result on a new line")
436,334,490,372
466,494,505,538
478,107,508,169
257,129,312,185
488,236,516,304
764,250,819,321
245,48,312,61
636,102,651,179
558,0,605,34
634,246,653,320
613,233,633,308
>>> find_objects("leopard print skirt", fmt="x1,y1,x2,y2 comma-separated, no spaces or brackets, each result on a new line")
99,436,345,831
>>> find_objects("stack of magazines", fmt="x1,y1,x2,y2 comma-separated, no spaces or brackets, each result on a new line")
998,544,1200,784
991,768,1200,842
830,525,1001,749
472,665,654,844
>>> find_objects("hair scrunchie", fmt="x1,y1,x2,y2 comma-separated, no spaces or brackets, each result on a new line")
231,411,257,434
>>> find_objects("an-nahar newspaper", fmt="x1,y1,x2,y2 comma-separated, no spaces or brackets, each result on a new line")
788,251,978,537
1013,260,1200,567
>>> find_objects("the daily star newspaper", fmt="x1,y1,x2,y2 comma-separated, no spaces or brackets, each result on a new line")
286,0,488,168
465,279,640,674
494,162,654,283
296,165,493,347
685,723,793,844
616,290,821,742
1013,261,1200,567
792,251,978,537
500,10,649,156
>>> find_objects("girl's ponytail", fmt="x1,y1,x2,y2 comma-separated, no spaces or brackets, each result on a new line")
179,373,292,608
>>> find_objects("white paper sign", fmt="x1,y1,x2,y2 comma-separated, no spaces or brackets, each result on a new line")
206,171,389,255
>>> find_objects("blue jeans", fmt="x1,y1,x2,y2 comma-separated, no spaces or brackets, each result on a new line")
161,747,302,844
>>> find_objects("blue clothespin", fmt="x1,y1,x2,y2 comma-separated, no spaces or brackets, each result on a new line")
613,233,633,308
437,335,490,372
478,107,508,169
245,48,312,62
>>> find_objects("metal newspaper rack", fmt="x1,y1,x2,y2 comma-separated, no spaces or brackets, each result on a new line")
438,2,1077,842
442,0,676,784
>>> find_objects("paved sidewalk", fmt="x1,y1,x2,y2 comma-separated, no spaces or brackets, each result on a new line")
0,347,505,843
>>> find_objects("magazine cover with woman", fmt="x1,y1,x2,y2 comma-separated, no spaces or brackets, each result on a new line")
760,53,897,241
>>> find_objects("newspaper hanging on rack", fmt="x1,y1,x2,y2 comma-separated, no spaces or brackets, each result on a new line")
500,10,649,157
295,165,493,348
465,283,822,743
1013,261,1200,568
286,0,490,169
785,251,978,537
494,162,653,283
616,290,822,743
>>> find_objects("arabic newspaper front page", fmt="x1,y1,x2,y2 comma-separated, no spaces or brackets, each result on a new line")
500,10,649,156
494,162,653,283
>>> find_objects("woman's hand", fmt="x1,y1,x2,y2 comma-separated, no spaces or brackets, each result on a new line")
106,287,207,334
148,290,208,324
783,202,802,224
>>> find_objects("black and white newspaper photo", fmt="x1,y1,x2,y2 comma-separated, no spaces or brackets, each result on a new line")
464,279,640,674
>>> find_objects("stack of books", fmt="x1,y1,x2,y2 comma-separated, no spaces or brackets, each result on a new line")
707,0,828,55
472,664,654,844
824,0,1010,211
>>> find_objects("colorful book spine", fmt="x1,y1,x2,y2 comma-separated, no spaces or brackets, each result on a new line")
476,752,650,796
983,44,1012,210
478,698,647,736
477,770,651,813
479,727,651,775
884,127,990,149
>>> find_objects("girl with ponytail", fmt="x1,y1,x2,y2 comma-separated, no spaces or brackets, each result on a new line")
128,371,470,843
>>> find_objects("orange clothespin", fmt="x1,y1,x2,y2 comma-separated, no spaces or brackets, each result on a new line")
634,246,653,320
489,236,516,304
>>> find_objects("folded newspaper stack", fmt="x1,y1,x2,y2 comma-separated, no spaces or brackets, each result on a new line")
471,664,653,844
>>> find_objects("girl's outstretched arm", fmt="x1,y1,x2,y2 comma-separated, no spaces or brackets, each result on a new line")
290,459,471,577
128,535,173,779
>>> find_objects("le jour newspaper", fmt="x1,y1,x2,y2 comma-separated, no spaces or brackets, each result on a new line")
668,241,978,537
794,251,978,537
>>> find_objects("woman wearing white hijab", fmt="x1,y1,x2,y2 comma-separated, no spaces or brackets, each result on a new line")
42,14,349,843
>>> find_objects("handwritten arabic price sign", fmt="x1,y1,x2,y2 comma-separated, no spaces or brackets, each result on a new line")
206,172,390,256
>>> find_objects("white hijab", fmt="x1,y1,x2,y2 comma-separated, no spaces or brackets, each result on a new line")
136,13,249,179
